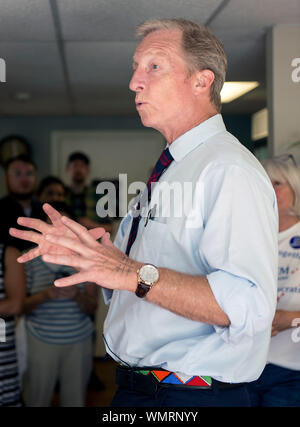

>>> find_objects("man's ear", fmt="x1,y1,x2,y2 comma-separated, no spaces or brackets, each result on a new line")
193,69,215,94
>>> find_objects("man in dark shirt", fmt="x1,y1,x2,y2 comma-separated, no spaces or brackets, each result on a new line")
65,152,112,232
0,154,45,251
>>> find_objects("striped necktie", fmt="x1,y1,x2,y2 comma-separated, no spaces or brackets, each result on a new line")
125,147,174,256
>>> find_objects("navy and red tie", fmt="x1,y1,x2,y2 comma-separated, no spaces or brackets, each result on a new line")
125,147,174,256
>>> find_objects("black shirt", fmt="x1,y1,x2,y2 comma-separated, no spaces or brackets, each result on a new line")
0,195,46,252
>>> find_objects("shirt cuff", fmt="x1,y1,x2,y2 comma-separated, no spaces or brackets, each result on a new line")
207,270,272,345
102,288,113,305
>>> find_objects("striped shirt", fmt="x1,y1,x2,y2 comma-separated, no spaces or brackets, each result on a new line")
0,244,22,406
25,257,94,345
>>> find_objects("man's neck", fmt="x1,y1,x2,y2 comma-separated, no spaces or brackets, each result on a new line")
9,194,32,210
163,108,218,144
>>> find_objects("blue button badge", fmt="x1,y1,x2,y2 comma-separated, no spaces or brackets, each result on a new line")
290,236,300,249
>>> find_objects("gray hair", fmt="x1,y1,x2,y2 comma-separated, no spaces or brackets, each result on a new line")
262,154,300,217
135,18,227,112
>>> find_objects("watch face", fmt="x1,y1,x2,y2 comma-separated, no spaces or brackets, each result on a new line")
140,264,159,285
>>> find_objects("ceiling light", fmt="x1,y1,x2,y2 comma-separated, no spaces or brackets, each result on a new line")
221,82,259,103
251,108,268,141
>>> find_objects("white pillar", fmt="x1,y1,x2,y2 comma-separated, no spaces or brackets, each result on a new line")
267,25,300,159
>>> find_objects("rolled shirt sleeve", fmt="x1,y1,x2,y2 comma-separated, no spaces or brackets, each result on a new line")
201,163,278,344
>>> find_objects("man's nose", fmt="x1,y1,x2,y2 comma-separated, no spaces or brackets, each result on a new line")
129,69,145,92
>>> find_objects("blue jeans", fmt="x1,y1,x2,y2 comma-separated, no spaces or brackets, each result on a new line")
111,384,251,407
247,363,300,407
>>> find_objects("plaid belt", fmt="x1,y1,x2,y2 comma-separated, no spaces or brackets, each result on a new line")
116,365,244,395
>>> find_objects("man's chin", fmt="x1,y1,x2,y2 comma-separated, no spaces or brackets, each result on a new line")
73,177,85,185
139,114,154,129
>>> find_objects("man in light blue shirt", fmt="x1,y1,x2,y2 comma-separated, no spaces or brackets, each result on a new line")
103,112,278,385
10,18,278,407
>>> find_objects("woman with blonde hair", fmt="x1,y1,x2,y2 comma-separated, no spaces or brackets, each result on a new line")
249,154,300,406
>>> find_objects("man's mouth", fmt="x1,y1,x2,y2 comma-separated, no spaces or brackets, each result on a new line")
136,101,146,108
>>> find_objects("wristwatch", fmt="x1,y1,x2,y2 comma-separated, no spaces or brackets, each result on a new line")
136,264,159,298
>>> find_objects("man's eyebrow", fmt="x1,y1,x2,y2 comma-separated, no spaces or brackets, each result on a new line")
132,50,170,68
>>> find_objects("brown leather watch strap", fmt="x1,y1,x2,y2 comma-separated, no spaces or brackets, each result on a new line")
135,282,151,298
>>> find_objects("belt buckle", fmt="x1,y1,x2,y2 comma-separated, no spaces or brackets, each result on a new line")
133,371,158,395
116,366,158,396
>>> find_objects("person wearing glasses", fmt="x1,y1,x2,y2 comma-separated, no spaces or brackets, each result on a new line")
248,154,300,407
0,154,45,252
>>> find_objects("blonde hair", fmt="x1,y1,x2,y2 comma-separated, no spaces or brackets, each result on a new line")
136,18,227,112
262,154,300,217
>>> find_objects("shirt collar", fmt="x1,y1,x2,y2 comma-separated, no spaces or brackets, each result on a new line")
168,114,226,162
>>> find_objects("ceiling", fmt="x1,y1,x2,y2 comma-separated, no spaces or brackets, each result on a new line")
0,0,299,116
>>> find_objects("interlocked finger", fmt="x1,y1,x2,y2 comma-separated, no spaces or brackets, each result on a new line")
89,227,108,242
45,233,97,258
9,228,41,245
42,253,92,270
53,271,91,288
17,246,41,263
17,217,51,234
43,203,63,227
61,215,100,247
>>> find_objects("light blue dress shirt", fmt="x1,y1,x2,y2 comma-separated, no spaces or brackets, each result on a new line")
102,114,278,383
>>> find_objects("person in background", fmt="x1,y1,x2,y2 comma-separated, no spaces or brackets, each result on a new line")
65,152,112,232
0,154,45,251
0,243,26,406
21,201,97,407
248,154,300,407
37,176,66,204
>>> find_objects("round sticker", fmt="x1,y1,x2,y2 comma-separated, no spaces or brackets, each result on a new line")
290,236,300,249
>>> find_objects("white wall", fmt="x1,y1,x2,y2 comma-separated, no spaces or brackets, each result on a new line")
0,115,159,197
267,25,300,159
51,130,165,189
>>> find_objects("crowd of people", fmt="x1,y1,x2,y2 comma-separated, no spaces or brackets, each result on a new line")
0,151,111,406
0,17,299,408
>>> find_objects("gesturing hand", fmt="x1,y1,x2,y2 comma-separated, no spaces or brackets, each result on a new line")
40,214,139,292
9,203,108,263
10,203,139,292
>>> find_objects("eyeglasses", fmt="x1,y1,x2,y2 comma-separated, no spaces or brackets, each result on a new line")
7,170,36,178
274,153,297,166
